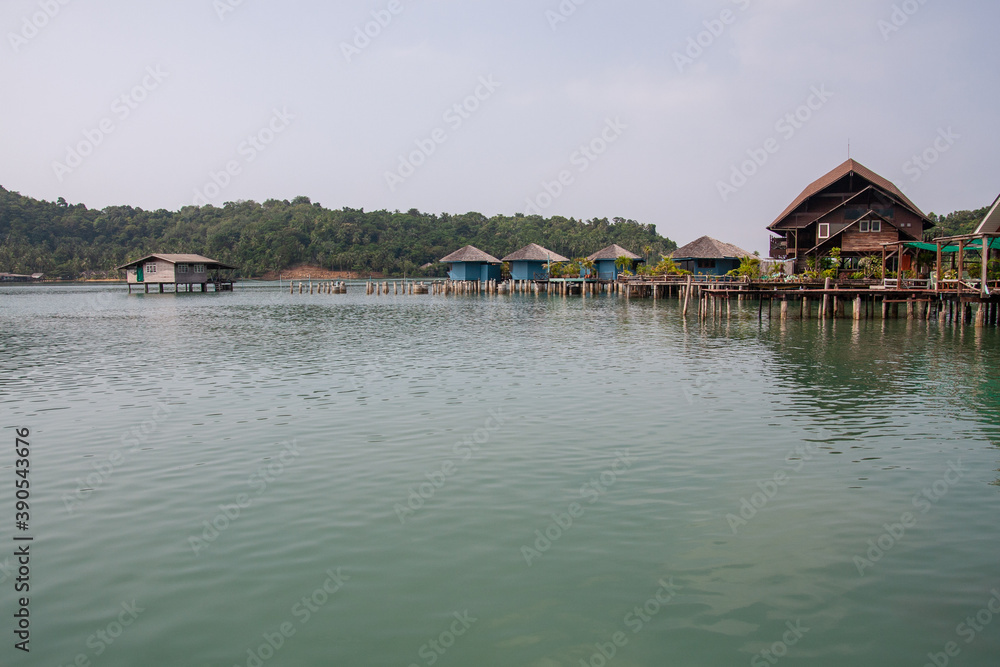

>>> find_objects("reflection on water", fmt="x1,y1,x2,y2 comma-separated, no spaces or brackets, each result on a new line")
1,284,999,667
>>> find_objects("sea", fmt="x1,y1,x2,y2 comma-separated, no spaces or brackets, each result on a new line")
2,282,999,666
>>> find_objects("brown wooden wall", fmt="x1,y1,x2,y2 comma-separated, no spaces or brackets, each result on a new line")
840,228,899,253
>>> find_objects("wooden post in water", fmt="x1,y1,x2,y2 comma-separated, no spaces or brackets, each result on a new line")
682,275,692,317
854,295,862,321
822,278,831,319
780,297,788,321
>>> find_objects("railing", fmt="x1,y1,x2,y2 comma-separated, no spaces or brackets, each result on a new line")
883,278,930,289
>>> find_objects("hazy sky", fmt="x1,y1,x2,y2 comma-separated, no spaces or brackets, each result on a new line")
2,0,998,253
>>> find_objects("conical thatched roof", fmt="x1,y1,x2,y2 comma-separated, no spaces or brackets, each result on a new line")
440,245,501,263
672,236,752,260
586,244,641,261
501,243,569,263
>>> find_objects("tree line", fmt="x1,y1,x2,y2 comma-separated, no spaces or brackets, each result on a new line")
1,185,992,279
0,187,678,279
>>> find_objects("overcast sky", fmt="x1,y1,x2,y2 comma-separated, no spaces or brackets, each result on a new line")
2,0,997,253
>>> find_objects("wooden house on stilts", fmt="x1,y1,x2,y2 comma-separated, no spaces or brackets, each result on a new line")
440,245,502,282
116,254,235,293
767,159,933,273
501,244,569,281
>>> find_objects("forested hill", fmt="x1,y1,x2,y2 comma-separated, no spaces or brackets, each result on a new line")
928,205,994,239
0,187,677,279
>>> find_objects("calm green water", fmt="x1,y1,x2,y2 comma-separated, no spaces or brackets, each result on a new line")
2,284,999,667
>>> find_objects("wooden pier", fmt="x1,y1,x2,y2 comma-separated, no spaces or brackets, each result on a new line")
285,273,1000,328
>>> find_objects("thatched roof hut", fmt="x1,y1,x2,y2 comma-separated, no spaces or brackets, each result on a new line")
501,243,569,281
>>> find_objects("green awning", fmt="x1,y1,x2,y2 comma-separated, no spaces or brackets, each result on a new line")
902,239,1000,253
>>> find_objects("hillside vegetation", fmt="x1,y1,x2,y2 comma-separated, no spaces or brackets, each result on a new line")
0,187,676,279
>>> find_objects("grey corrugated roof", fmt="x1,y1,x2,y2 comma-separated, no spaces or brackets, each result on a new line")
672,236,752,260
440,245,501,263
586,244,641,261
501,243,570,262
114,254,235,270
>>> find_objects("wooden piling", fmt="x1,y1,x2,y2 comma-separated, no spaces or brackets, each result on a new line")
682,276,692,317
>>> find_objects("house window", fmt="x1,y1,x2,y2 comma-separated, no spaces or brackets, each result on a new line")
144,263,157,274
860,221,870,233
870,220,881,233
697,259,716,269
818,223,830,239
192,264,206,274
177,264,189,274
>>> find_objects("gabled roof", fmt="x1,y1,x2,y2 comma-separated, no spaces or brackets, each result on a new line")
501,243,569,263
806,188,922,241
975,193,1000,235
440,245,501,263
586,244,641,261
672,236,752,260
115,254,235,270
768,159,930,231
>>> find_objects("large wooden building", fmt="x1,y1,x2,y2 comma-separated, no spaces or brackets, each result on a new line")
115,254,235,293
768,159,933,272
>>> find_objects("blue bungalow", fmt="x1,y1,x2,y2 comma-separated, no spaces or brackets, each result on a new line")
672,236,752,276
587,244,642,280
440,245,502,282
501,243,569,281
